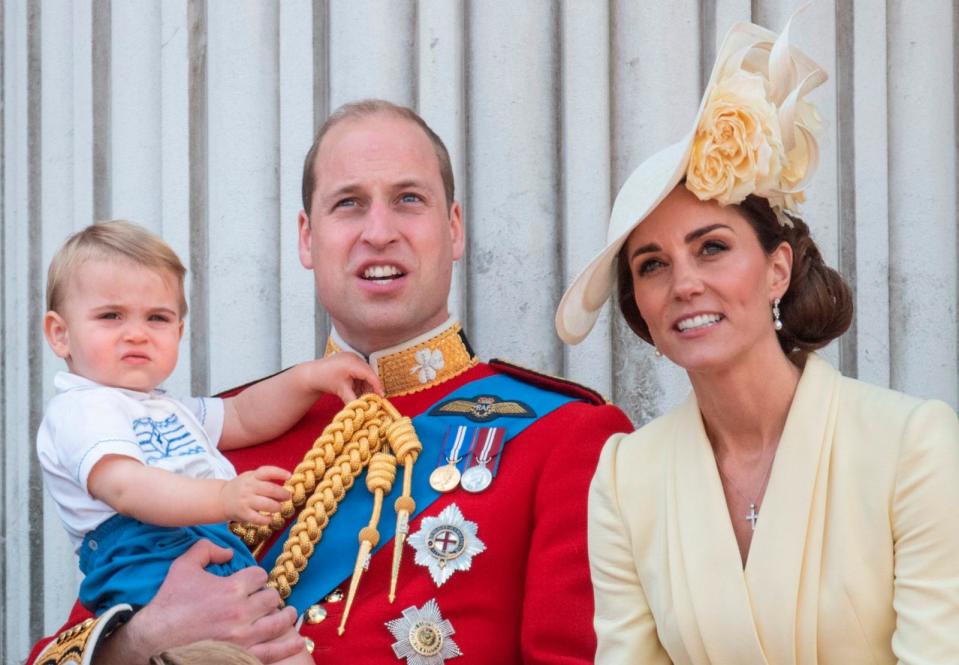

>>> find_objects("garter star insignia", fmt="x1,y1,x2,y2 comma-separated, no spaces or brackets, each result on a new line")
430,395,535,422
386,598,462,664
408,503,486,587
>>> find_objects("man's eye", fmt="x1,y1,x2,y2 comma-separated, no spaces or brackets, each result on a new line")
334,198,357,209
399,193,423,204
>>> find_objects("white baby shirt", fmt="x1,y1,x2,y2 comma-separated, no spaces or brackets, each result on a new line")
37,371,233,551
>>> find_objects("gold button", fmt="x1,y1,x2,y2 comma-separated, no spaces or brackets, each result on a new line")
324,588,344,603
305,605,328,624
304,637,315,654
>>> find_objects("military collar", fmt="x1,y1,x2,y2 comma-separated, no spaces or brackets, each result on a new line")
325,318,479,397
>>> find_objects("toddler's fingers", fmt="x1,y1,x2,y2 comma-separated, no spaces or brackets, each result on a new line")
247,496,283,517
361,370,385,396
255,480,291,502
242,510,272,526
253,466,292,483
337,385,358,404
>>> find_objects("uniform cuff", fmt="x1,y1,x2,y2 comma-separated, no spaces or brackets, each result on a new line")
32,604,134,665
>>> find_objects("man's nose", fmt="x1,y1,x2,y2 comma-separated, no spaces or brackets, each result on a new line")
360,201,400,248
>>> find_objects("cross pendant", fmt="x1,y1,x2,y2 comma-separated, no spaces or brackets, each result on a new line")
745,504,759,531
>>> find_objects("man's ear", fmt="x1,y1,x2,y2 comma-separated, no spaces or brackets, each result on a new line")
297,210,314,269
449,201,465,261
768,241,793,300
44,311,71,359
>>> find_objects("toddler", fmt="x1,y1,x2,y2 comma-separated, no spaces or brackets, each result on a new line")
37,220,380,663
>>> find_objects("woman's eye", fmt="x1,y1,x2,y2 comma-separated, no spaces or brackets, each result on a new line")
701,240,728,256
637,259,664,276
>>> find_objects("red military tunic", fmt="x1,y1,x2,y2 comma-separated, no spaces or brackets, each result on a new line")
30,322,632,665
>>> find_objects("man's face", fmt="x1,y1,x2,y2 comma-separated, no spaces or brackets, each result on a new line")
298,113,464,354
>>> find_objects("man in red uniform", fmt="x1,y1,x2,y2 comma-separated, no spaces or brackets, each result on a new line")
31,100,632,665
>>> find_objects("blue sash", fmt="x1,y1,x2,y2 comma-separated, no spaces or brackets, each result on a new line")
263,373,576,613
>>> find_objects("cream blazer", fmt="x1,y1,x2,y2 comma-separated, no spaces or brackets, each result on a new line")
589,354,959,665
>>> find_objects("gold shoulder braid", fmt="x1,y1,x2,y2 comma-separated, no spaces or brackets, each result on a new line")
228,394,422,635
33,604,133,665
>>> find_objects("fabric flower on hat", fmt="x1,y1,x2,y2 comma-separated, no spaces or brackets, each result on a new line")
684,19,825,226
685,71,785,208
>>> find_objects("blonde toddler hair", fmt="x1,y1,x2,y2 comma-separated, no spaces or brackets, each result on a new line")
46,220,188,317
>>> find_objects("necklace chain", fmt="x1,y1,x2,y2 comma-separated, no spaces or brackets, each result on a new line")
717,448,777,530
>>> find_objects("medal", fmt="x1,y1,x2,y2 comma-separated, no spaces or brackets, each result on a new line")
386,599,462,664
429,464,462,493
407,503,485,587
429,426,469,493
460,464,492,493
460,427,503,493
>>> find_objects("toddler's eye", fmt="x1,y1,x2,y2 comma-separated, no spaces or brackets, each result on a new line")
98,312,120,320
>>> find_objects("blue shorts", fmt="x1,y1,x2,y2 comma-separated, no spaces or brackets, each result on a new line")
78,514,260,616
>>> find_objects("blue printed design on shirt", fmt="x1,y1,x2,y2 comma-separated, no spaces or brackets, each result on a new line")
132,413,204,465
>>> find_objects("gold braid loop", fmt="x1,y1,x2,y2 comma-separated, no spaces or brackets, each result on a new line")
385,415,423,602
338,452,398,635
226,394,423,602
269,409,384,597
229,396,383,548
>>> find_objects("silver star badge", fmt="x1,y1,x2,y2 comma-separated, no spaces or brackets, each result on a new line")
386,598,462,664
407,503,486,587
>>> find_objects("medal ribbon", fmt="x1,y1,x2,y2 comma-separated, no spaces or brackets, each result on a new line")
465,427,505,472
262,372,577,613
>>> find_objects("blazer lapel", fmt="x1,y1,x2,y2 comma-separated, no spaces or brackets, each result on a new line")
745,354,840,665
667,395,770,665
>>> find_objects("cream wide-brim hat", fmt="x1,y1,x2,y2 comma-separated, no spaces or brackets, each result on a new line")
555,15,826,345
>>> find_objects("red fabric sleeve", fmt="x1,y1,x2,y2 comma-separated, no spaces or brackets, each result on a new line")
27,600,93,664
520,402,635,664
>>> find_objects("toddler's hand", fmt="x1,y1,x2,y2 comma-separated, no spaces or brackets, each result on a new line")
306,352,385,404
221,466,291,525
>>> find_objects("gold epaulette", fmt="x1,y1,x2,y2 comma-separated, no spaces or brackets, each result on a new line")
33,604,133,665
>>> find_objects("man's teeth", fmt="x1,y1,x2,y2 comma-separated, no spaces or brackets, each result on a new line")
363,265,402,280
677,313,722,331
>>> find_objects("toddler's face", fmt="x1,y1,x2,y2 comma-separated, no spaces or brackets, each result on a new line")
45,259,183,392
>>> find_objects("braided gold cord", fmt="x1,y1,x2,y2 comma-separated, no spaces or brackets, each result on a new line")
226,394,424,601
338,452,397,635
229,396,382,548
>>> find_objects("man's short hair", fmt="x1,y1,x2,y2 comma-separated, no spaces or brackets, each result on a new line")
301,99,455,214
46,220,188,317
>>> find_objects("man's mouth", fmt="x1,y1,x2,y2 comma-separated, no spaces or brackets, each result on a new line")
361,264,405,284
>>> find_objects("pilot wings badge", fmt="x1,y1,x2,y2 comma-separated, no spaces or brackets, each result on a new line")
429,395,535,423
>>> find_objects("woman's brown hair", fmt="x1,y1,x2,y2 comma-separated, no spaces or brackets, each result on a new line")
616,194,853,354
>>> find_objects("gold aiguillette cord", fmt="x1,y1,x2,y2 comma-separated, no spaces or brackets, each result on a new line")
339,452,396,635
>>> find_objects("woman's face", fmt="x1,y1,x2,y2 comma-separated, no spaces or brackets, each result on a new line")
624,185,791,374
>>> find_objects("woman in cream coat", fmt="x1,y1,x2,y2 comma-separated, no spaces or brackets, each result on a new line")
555,17,959,665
